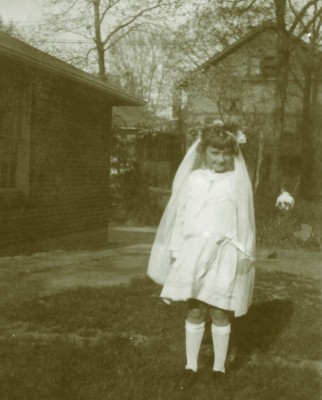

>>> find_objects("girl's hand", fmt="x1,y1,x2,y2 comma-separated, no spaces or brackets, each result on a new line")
237,258,251,275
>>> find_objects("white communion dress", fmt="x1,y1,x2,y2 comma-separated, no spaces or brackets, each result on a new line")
158,168,255,317
148,138,255,318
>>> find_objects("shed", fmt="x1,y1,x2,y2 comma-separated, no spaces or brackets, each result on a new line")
0,32,144,246
112,106,184,187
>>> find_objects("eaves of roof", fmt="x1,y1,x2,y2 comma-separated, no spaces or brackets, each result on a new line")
178,22,278,87
0,32,145,107
178,21,318,88
201,23,277,69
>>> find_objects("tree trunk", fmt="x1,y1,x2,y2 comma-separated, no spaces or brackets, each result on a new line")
270,0,290,194
253,130,265,196
299,66,313,197
92,0,106,80
299,16,321,197
96,44,106,81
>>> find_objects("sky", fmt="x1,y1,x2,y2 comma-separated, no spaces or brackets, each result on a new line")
0,0,311,25
0,0,42,23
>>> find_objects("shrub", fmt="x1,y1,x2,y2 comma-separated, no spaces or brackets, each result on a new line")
255,194,321,250
109,163,162,226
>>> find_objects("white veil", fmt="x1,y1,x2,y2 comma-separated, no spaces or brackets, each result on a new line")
147,134,255,285
234,148,256,259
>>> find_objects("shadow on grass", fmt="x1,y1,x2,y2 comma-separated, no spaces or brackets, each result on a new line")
229,299,294,369
0,278,321,400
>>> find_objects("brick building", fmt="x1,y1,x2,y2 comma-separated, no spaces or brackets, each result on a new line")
0,32,144,246
173,23,322,195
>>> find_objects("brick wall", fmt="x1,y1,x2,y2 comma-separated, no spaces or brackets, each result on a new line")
0,58,113,246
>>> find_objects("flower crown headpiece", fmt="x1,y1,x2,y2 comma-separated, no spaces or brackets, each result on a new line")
211,119,247,144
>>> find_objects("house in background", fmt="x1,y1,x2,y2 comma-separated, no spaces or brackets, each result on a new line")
112,106,184,188
173,22,322,196
0,32,144,247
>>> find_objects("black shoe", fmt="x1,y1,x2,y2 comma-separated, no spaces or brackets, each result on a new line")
178,369,197,390
212,370,225,382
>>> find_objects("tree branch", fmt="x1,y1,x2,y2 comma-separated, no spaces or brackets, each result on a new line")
314,14,322,38
55,0,80,17
289,0,317,34
99,0,122,24
296,6,322,39
236,0,258,14
288,0,303,21
85,46,97,58
104,22,146,50
102,1,163,45
289,62,304,93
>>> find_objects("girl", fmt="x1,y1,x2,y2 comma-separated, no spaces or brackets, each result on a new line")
147,121,255,390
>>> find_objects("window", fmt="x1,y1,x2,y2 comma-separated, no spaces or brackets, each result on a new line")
0,99,19,188
228,98,240,112
222,97,241,114
249,57,261,76
0,84,30,193
181,89,188,107
248,55,277,78
262,56,277,77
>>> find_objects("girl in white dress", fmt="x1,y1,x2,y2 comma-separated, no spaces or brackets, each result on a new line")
147,121,255,389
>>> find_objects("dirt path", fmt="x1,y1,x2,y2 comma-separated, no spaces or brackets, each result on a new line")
255,247,322,280
0,226,320,309
0,244,321,308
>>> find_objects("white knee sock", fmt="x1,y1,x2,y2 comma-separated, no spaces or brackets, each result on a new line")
185,320,205,372
211,323,231,373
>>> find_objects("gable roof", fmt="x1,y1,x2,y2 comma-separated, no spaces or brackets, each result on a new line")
178,21,317,87
0,32,145,106
200,22,277,70
178,22,277,87
113,106,156,127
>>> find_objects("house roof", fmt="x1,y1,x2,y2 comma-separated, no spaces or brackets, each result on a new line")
113,106,174,127
112,106,182,136
201,23,276,69
0,32,145,106
112,106,155,127
178,22,278,86
178,21,318,87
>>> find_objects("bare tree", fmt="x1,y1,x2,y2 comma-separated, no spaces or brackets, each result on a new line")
0,16,21,37
172,0,275,71
40,0,183,81
207,0,322,193
288,1,322,196
266,0,322,192
107,28,178,113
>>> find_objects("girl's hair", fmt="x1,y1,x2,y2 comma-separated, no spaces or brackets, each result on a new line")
197,123,239,156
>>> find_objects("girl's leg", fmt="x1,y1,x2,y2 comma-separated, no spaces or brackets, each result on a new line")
209,306,231,373
184,299,207,372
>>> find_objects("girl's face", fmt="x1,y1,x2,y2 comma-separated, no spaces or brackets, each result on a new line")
205,146,234,172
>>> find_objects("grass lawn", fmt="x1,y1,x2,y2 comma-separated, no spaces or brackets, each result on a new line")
0,269,321,400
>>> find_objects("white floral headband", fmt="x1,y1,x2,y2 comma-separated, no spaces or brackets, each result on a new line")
211,119,247,144
235,130,247,144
